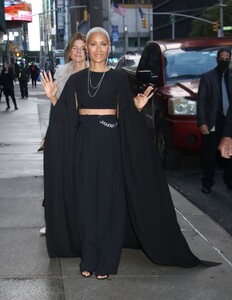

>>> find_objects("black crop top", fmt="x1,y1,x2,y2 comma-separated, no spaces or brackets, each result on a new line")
68,68,133,109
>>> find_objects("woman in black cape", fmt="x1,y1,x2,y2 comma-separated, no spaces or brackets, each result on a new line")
43,27,218,280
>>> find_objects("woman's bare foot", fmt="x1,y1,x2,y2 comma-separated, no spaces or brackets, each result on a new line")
96,274,109,280
81,271,93,278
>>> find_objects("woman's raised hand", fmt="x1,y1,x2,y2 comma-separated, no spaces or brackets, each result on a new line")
134,85,154,112
41,71,58,105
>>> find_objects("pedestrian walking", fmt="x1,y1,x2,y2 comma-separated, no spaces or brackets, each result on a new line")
197,48,232,193
18,61,30,98
14,60,20,80
29,61,39,88
0,61,18,110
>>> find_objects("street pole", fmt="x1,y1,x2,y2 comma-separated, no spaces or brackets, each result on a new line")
219,0,226,37
3,34,8,62
170,14,175,39
124,26,128,53
146,12,215,40
122,0,127,53
147,12,214,25
64,0,69,48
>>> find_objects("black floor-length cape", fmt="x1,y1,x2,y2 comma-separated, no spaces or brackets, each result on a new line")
44,69,210,268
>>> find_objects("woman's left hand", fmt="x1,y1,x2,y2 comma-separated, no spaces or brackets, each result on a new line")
134,85,154,111
41,71,58,105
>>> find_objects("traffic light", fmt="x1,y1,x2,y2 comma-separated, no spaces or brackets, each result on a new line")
142,17,147,28
213,20,219,32
83,9,88,22
15,51,21,58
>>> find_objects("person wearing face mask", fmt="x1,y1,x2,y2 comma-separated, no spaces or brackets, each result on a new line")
197,48,232,193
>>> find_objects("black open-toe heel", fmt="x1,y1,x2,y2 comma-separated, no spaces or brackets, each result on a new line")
81,271,93,278
96,274,109,280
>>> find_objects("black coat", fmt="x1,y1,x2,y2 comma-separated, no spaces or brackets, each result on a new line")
197,68,232,130
223,102,232,137
29,64,39,79
0,67,15,90
18,65,30,81
44,70,217,268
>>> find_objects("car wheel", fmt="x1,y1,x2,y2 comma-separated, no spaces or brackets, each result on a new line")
155,116,182,170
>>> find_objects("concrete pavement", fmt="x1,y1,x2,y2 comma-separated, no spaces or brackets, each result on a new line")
0,82,232,300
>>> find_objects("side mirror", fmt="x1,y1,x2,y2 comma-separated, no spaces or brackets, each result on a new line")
136,70,158,85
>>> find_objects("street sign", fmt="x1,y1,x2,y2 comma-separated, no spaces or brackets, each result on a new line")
223,26,232,31
112,25,119,42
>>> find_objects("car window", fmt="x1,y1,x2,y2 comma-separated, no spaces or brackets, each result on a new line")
164,46,232,82
115,55,140,71
125,59,138,67
115,57,125,70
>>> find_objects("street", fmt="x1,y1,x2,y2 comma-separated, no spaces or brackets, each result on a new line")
165,154,232,235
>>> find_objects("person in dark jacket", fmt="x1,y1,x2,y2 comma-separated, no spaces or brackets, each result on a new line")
197,48,232,193
0,62,18,110
29,61,39,87
14,60,20,79
18,61,30,98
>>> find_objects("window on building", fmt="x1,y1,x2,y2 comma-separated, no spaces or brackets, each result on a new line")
140,37,149,47
129,38,138,48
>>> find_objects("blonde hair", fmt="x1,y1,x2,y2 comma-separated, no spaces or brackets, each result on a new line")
65,32,86,63
86,27,110,43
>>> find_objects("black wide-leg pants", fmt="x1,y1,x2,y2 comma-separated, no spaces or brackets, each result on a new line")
74,115,126,275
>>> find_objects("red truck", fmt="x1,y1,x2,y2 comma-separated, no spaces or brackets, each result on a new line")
119,38,232,169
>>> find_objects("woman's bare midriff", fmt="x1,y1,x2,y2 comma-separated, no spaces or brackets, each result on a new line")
79,108,117,115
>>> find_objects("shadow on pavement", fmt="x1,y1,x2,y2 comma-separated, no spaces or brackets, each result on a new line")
166,154,232,236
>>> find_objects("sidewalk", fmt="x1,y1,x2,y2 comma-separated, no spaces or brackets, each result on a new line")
0,82,232,300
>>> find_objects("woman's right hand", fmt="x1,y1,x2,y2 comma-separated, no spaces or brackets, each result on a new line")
41,71,58,105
